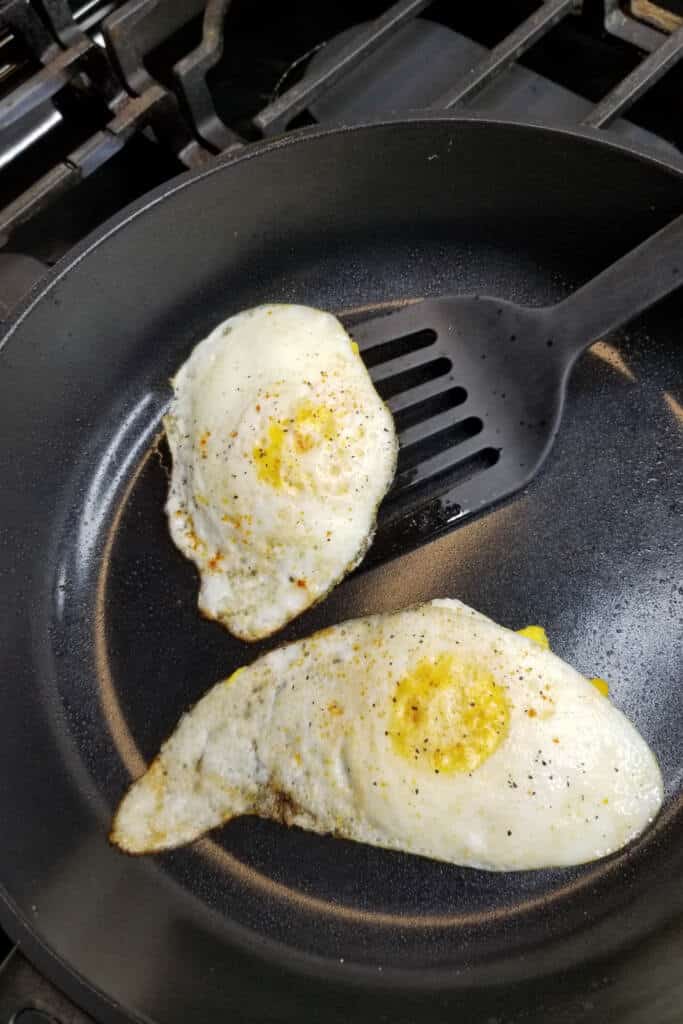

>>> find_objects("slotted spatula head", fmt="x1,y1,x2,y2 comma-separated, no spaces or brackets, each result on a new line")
352,296,568,529
352,211,683,553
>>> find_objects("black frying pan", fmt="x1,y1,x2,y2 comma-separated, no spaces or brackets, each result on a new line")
0,117,681,1024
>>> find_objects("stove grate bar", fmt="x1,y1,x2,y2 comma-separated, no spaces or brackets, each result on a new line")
173,0,244,153
0,36,94,132
434,0,578,110
0,0,58,64
0,84,209,239
252,0,432,137
101,0,205,96
0,0,216,241
583,23,683,128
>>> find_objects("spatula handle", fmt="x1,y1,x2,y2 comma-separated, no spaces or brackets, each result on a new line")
551,211,683,359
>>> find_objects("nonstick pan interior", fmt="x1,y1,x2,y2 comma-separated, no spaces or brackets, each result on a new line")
0,119,681,1024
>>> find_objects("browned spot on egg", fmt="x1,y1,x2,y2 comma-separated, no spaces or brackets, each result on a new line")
257,784,304,826
198,430,211,458
295,432,315,453
526,708,537,718
327,701,344,716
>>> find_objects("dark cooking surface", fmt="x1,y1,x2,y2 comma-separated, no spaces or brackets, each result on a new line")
0,120,681,1024
103,269,681,936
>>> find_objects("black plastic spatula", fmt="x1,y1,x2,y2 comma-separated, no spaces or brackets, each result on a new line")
354,212,683,525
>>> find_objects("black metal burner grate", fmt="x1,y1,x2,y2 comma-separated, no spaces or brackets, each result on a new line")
0,0,681,257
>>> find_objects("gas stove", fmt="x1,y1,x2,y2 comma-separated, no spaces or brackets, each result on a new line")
0,0,681,275
0,1,681,1020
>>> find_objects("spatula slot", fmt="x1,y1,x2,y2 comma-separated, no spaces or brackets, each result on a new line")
422,445,500,495
360,327,436,368
397,416,483,476
394,386,467,432
375,356,452,400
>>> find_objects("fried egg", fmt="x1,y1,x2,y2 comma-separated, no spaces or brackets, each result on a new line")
165,304,397,640
112,599,662,870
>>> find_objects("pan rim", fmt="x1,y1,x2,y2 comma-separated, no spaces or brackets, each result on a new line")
0,113,681,1022
1,112,682,360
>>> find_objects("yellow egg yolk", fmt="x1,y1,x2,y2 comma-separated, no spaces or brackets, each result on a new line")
590,676,609,697
252,401,339,490
389,653,510,774
223,666,245,686
517,625,550,649
516,626,609,697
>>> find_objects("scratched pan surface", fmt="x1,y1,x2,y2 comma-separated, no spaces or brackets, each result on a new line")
0,118,681,1024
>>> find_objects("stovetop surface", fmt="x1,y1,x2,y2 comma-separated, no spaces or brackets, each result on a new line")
2,0,682,266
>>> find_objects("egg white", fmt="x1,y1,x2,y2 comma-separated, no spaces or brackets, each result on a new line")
112,599,663,870
165,304,397,640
